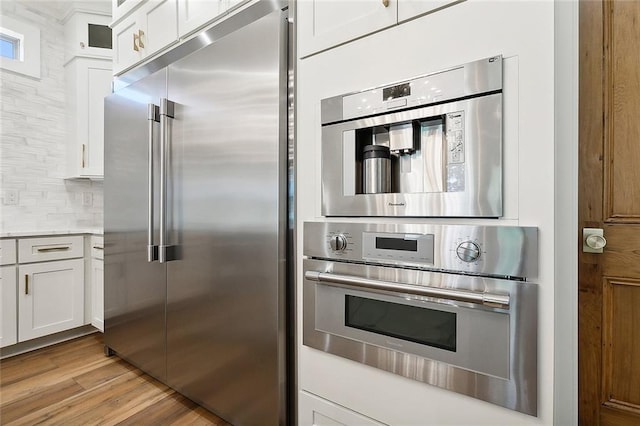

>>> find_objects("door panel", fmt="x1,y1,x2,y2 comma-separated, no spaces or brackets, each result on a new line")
165,9,286,426
579,0,640,424
608,1,640,218
104,68,168,382
603,280,640,411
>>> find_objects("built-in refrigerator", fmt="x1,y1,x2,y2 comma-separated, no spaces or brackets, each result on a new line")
103,3,290,425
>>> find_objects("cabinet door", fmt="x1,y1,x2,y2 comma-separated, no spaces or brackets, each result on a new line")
113,12,144,74
18,259,85,342
113,0,178,74
91,258,104,332
85,64,112,176
398,0,461,23
298,0,397,58
0,265,17,348
141,0,178,58
178,0,224,38
298,391,388,426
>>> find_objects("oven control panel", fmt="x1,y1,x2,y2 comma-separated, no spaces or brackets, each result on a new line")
306,221,539,280
362,232,434,265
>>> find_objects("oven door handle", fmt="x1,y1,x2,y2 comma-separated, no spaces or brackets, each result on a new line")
304,271,510,308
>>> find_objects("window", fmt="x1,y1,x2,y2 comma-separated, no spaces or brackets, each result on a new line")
0,16,40,79
0,33,21,60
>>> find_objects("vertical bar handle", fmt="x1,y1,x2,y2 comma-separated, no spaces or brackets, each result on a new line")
159,98,175,263
81,144,86,168
147,104,159,262
25,274,29,295
133,33,139,51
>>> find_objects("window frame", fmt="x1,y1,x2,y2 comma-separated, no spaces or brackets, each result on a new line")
0,15,40,79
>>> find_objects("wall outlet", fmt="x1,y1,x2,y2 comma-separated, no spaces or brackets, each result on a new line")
82,192,93,207
3,190,18,205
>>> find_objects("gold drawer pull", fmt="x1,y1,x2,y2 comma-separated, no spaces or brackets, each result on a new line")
37,246,71,253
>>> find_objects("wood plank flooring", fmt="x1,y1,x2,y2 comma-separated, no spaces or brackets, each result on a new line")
0,334,230,425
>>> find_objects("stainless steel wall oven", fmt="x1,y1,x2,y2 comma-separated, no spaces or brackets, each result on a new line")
320,55,503,217
303,222,538,416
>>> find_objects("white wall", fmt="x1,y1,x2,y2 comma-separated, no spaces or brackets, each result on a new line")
296,0,565,424
0,1,104,233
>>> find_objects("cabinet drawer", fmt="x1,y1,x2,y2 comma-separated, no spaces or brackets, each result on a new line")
0,239,17,266
18,236,84,263
91,236,104,260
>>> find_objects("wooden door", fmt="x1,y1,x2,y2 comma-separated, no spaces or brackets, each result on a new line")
579,1,640,425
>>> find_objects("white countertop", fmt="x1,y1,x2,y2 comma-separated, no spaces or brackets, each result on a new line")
0,229,103,238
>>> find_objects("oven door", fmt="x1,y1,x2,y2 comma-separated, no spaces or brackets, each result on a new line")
303,258,538,416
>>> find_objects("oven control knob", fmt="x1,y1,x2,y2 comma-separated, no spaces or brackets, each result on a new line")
329,234,348,252
456,241,481,262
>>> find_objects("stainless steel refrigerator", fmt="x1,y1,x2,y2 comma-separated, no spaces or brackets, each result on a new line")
103,3,291,425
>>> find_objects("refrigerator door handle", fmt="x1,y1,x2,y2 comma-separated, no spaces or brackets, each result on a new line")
159,98,175,263
147,104,160,262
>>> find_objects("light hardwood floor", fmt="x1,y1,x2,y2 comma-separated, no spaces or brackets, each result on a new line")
0,334,230,425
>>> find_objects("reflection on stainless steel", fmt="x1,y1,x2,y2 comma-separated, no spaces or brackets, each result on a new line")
304,270,510,308
303,222,538,416
105,68,169,383
321,56,503,218
105,3,290,426
304,221,538,279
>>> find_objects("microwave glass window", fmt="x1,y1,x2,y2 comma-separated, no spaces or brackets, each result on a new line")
345,295,456,352
375,237,417,251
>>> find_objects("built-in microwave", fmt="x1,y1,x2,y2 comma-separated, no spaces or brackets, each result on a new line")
320,55,503,217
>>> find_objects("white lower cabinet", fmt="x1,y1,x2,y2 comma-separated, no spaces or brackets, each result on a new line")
0,265,18,348
90,236,104,331
298,391,387,426
18,258,85,342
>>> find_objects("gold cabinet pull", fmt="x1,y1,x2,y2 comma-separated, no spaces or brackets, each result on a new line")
138,30,145,48
382,0,389,7
37,246,71,253
133,33,139,51
25,274,29,295
81,144,86,168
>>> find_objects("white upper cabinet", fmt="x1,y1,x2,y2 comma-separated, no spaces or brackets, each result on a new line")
112,0,179,74
298,0,463,58
298,0,397,58
178,0,224,38
64,9,113,179
66,58,112,178
112,0,252,74
64,12,113,63
397,0,461,22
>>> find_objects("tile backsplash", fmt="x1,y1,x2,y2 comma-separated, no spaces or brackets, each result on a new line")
0,1,104,233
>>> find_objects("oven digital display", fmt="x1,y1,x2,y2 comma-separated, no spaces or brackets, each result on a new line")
375,237,418,252
345,295,457,352
383,83,411,100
